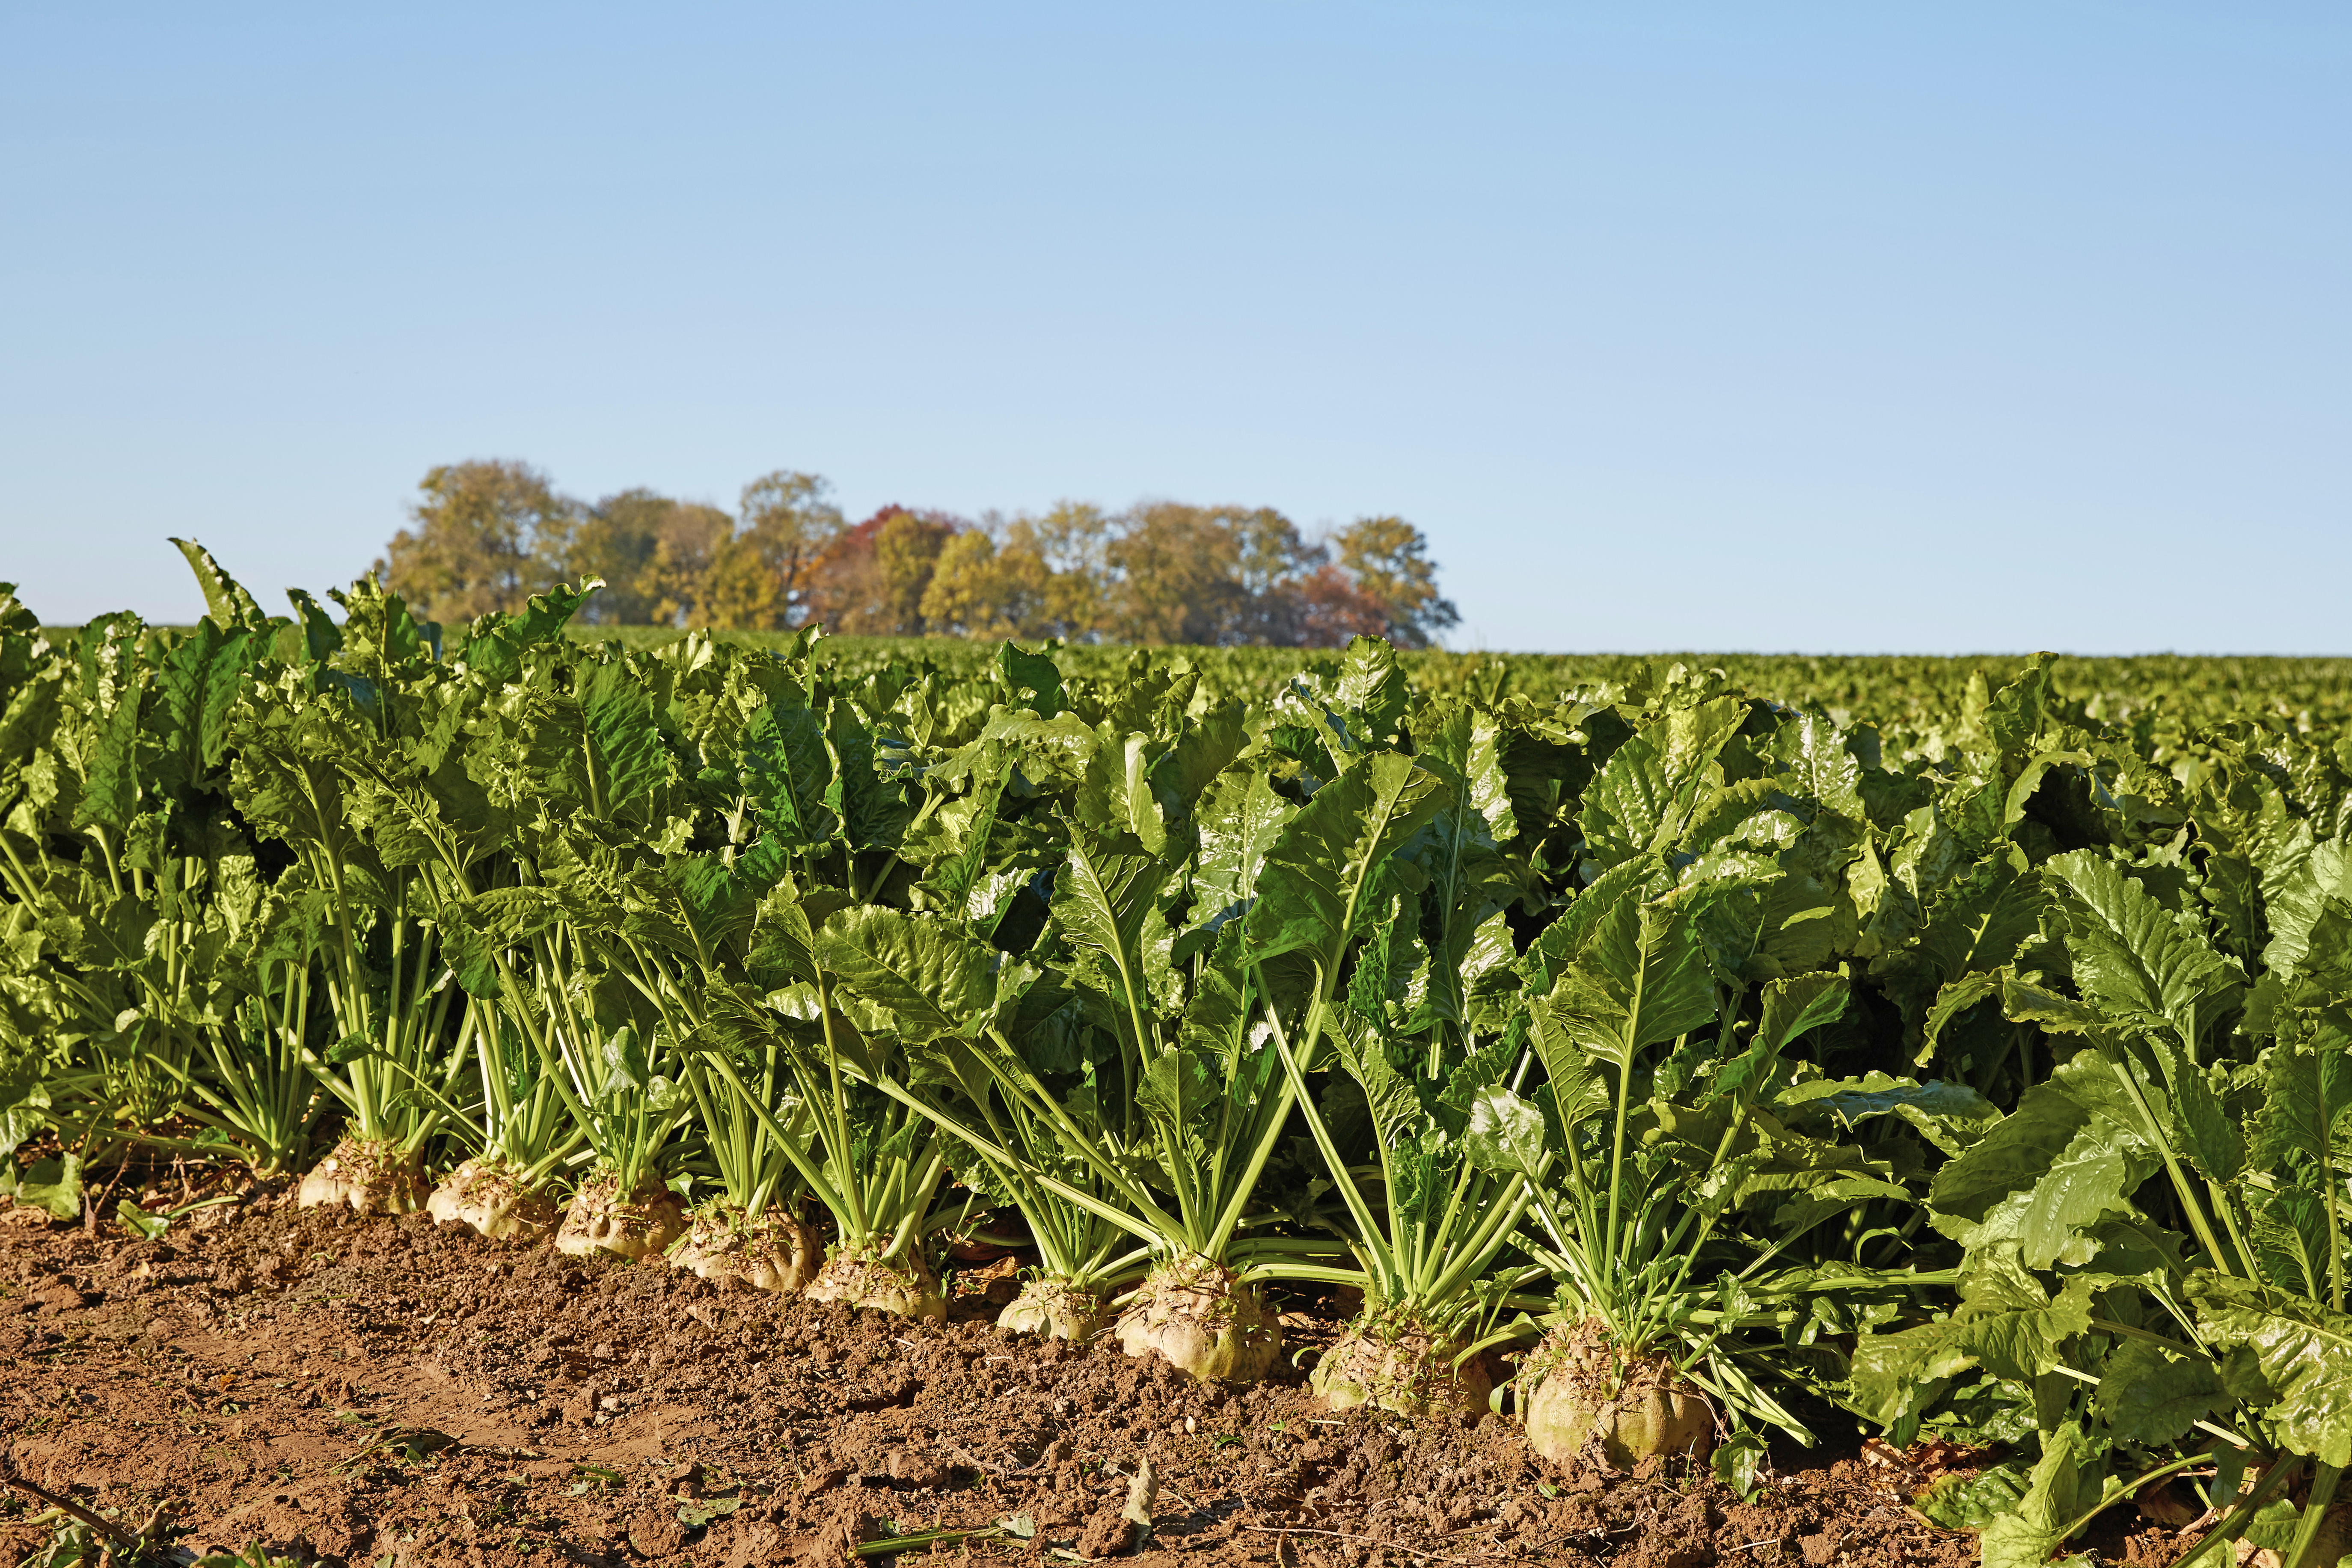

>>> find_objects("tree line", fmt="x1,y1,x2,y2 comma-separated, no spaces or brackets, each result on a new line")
373,460,1459,648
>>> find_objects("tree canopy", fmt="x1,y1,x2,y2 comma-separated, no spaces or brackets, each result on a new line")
375,460,1456,648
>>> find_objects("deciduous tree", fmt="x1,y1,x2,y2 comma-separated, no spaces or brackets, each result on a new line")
728,470,846,629
919,528,1055,639
1333,516,1458,649
374,460,577,622
565,489,665,624
635,499,735,627
1105,504,1249,644
802,506,962,635
375,462,1457,648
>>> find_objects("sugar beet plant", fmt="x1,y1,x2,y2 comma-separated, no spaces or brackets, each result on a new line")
5,548,2352,1568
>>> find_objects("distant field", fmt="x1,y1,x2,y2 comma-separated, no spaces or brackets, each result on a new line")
552,625,2352,729
41,617,2352,731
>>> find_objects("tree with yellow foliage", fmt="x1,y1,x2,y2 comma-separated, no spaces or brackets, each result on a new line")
701,470,845,630
1333,515,1459,649
919,527,1055,638
377,460,1456,648
374,460,576,622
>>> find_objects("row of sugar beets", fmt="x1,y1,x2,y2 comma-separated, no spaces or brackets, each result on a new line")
6,547,2352,1568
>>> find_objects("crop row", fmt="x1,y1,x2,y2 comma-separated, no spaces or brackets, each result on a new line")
2,548,2350,1568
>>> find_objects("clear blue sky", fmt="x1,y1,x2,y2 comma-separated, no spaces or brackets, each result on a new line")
3,3,2345,652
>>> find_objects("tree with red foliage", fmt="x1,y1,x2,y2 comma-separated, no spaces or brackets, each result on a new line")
379,460,1456,648
799,505,965,635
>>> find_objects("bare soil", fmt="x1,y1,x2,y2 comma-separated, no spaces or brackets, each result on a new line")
0,1193,2038,1568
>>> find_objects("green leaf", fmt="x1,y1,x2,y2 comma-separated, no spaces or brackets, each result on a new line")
1537,893,1716,1074
1919,852,2046,981
285,587,343,659
1999,972,2108,1036
72,673,146,833
1768,711,1865,819
1706,973,1849,1105
600,1026,650,1097
995,640,1065,718
1241,750,1449,974
1911,1464,2031,1532
1327,636,1411,742
2261,840,2352,983
1324,1001,1417,1140
461,580,599,678
1757,971,1850,1055
1180,766,1295,952
1850,1294,2015,1430
741,695,837,847
2094,1335,2224,1446
0,1069,52,1161
1957,1251,2096,1381
170,537,270,630
439,884,578,998
656,855,766,961
2248,1182,2334,1299
330,576,440,671
747,883,837,989
1929,1050,2159,1270
814,906,1000,1042
325,1032,381,1066
826,700,909,850
501,579,600,645
578,660,673,817
2257,1008,2352,1172
1283,636,1411,756
2186,1272,2352,1466
1918,969,2002,1068
1524,990,1606,1128
971,707,1099,785
1711,1428,1770,1502
2043,849,2242,1049
1137,1038,1221,1145
2144,1034,2244,1183
1977,1421,2100,1568
1461,1085,1548,1178
1966,653,2060,761
115,1199,172,1241
1052,831,1174,1030
9,1153,82,1222
1577,701,1748,872
1149,701,1247,825
1520,853,1664,993
1777,1073,2000,1155
1074,732,1168,855
152,620,270,785
1398,702,1525,1028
